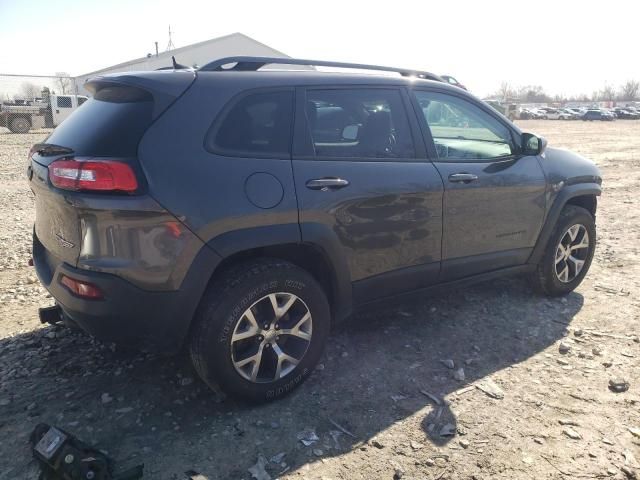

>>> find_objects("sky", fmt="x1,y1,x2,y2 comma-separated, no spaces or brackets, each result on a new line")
0,0,638,98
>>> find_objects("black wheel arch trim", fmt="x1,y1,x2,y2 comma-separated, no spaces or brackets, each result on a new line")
528,182,601,265
203,222,353,323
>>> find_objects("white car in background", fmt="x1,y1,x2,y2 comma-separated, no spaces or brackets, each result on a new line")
542,108,573,120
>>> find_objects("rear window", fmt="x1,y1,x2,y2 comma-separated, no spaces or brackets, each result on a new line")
45,86,154,157
206,90,294,158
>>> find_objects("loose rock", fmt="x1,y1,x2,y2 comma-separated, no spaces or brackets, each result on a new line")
563,427,582,440
609,378,630,393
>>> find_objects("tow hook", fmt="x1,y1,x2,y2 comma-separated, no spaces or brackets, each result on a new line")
39,305,63,325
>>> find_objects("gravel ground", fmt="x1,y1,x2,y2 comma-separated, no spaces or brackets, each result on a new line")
0,121,639,480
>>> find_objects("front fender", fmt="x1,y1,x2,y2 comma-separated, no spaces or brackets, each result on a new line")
528,182,601,264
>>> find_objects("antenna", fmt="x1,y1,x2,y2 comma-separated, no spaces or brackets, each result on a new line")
166,25,175,51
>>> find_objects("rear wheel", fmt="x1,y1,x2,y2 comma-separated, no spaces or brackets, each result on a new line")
531,205,596,296
189,259,330,402
9,116,31,133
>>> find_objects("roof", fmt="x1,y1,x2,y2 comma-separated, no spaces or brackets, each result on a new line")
77,33,290,78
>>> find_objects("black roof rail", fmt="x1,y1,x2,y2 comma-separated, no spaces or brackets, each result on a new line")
198,56,444,82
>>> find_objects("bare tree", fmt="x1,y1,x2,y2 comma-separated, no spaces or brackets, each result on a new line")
597,84,615,101
20,82,40,100
55,72,72,94
497,82,513,101
620,80,639,101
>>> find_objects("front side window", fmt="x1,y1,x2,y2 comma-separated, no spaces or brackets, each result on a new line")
415,91,514,161
305,89,415,159
208,90,294,157
57,96,72,108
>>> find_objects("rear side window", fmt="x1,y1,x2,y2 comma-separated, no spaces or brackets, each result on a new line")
45,86,153,157
305,89,415,159
207,90,294,158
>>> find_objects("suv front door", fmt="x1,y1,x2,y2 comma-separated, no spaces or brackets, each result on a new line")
412,89,547,281
292,86,444,305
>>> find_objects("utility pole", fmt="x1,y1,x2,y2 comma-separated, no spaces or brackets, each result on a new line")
155,41,159,57
166,25,175,51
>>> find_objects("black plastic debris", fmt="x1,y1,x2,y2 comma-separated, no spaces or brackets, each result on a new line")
31,423,143,480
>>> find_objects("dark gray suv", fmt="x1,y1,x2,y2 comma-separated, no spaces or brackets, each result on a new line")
28,57,602,402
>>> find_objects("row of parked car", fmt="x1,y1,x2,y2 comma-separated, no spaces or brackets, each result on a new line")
519,106,640,121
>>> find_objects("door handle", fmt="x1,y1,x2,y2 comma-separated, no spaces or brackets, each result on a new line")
448,173,478,184
306,177,350,190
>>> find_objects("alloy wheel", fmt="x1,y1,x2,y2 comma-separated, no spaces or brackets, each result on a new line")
231,292,312,383
554,224,590,283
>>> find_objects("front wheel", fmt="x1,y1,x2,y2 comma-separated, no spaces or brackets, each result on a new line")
530,205,596,296
189,259,330,402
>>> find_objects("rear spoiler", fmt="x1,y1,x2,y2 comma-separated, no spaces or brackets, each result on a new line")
85,70,196,118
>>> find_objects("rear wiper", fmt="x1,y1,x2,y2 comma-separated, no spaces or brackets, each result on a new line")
31,143,74,156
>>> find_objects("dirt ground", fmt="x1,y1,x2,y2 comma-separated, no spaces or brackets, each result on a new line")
0,120,638,480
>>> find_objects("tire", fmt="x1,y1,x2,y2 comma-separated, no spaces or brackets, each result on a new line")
531,205,596,296
9,116,31,134
189,258,331,403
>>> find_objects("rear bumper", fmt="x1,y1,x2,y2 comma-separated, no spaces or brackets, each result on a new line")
33,230,219,353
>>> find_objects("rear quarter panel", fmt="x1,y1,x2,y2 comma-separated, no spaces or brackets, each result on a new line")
137,74,301,258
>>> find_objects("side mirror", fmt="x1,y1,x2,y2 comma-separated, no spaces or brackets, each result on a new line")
342,124,359,141
521,133,548,155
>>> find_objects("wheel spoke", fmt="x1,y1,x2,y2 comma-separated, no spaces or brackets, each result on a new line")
234,344,265,382
567,255,585,276
231,309,260,343
268,293,297,320
555,244,566,264
279,311,312,341
557,264,569,282
570,231,589,251
567,225,580,242
272,343,299,379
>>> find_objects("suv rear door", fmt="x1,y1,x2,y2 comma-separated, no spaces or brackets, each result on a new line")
411,88,546,281
292,86,444,305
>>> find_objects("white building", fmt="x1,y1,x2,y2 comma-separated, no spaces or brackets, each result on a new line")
73,32,293,95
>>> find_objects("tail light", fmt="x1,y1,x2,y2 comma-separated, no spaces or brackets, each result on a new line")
60,275,103,299
49,158,138,193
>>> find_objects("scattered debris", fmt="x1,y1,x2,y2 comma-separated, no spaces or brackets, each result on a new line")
31,423,143,480
559,341,572,354
297,427,319,446
370,439,385,449
459,439,470,449
441,359,455,369
328,417,356,439
592,346,603,356
559,419,579,426
439,423,456,437
620,465,638,480
453,368,465,381
628,427,640,439
609,378,630,393
248,454,271,480
391,394,407,402
410,441,424,450
563,428,582,440
420,390,443,406
269,452,286,464
178,376,193,387
100,393,113,404
476,379,505,399
313,448,324,457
